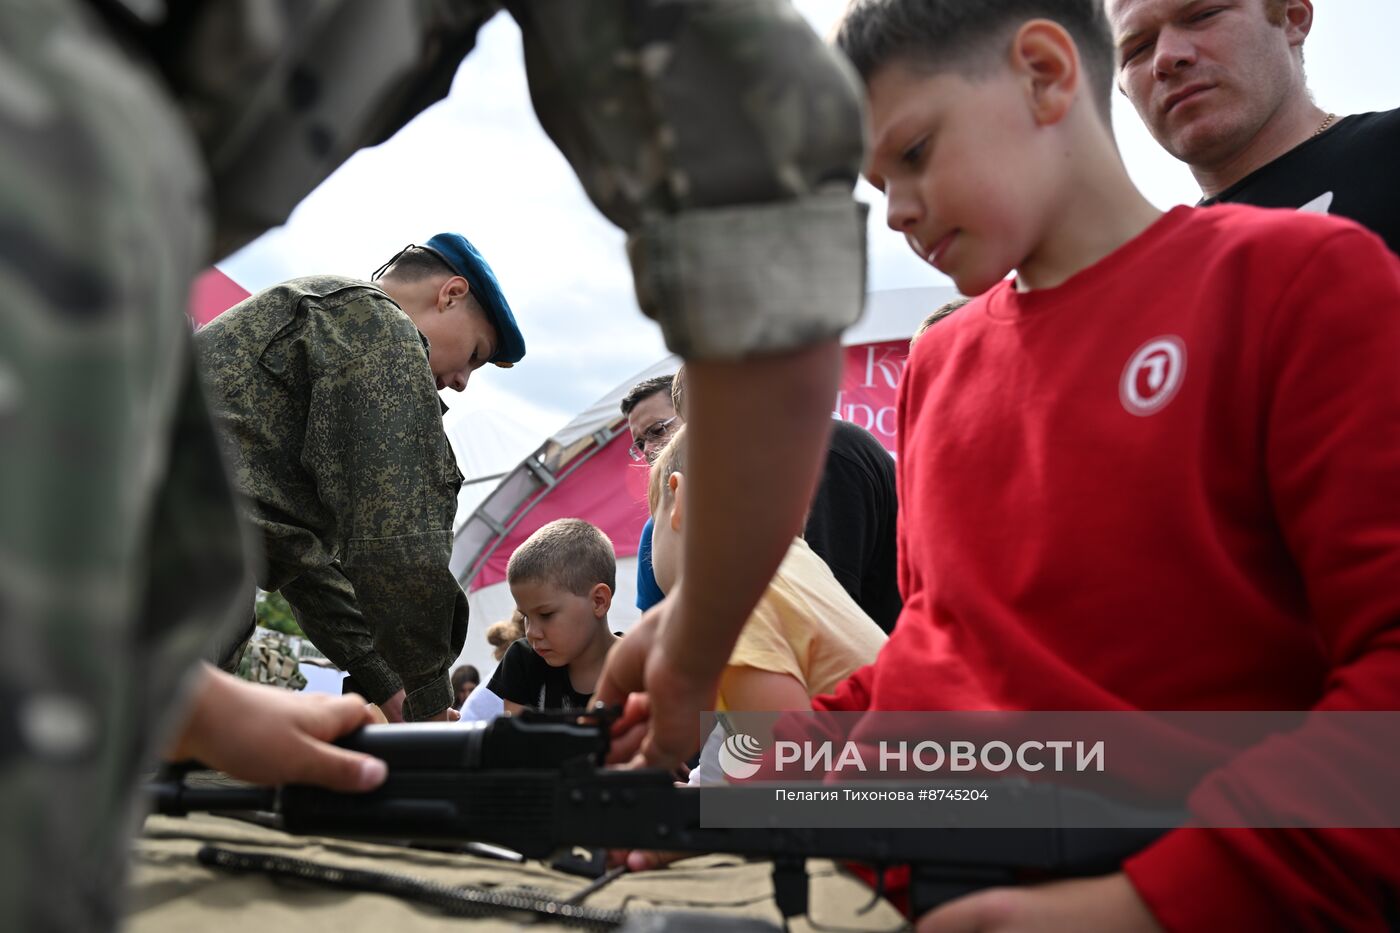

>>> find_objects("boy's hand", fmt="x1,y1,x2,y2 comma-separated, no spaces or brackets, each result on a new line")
592,597,717,769
376,688,457,723
378,688,406,723
917,874,1161,933
167,664,388,793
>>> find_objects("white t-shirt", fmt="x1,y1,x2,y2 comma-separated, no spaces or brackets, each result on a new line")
458,684,505,723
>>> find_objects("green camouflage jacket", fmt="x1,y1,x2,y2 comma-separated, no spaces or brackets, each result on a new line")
196,277,468,720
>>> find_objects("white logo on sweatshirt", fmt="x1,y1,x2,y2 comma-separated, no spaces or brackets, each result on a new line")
1298,191,1334,215
1121,336,1187,416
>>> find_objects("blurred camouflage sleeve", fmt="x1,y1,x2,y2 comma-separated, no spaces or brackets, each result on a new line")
303,333,468,721
157,0,500,258
510,0,869,360
0,0,251,925
279,562,403,704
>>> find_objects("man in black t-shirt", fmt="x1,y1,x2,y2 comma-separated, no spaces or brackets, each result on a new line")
804,420,902,633
659,369,903,632
1108,0,1400,254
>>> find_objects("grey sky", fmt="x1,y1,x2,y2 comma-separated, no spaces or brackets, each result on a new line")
222,1,1399,439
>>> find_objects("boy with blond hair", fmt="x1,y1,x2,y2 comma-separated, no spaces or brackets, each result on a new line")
615,426,885,871
794,0,1400,929
648,426,887,741
485,519,620,713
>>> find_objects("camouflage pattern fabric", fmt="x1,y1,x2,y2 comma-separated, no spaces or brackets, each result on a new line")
237,630,309,691
0,0,252,929
196,276,468,721
137,0,870,359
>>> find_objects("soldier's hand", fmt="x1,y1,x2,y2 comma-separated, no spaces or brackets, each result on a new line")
167,664,388,792
592,594,716,769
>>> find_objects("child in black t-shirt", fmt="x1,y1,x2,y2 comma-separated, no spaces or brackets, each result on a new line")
485,518,621,713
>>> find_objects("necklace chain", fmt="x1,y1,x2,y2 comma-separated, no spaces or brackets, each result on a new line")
1313,112,1338,138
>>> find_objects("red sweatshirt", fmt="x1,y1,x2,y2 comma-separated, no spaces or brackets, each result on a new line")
816,205,1400,930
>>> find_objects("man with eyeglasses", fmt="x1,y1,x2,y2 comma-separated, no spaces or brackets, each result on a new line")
622,371,902,633
197,234,525,724
623,376,682,467
631,417,681,463
620,375,682,614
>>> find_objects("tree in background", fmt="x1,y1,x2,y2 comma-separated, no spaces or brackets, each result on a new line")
254,589,304,637
237,590,310,689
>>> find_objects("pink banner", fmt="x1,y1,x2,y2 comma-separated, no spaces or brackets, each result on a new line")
188,267,250,327
835,340,909,454
470,339,913,591
473,433,652,588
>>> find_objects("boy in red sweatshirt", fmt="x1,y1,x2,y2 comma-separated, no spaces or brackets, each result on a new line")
820,1,1400,930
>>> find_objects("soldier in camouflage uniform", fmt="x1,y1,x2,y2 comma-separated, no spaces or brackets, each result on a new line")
3,0,867,927
197,235,525,722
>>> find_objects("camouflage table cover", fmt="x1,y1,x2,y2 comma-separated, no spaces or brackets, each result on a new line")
127,814,904,932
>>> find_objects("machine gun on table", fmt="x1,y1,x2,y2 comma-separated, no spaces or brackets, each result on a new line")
149,709,1179,923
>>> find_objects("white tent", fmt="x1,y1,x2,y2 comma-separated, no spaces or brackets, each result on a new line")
448,286,958,679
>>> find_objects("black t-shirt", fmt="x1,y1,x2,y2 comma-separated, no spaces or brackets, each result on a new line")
1203,109,1400,256
486,639,593,711
803,419,903,634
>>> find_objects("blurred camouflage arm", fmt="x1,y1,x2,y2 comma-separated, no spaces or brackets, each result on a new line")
514,0,863,760
306,329,467,721
279,563,403,704
510,0,868,360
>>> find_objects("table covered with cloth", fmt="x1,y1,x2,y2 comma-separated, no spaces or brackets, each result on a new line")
126,814,906,932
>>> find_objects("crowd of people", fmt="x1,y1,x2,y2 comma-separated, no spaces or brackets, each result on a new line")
4,0,1398,929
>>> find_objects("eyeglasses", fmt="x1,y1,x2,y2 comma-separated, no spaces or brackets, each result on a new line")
628,416,679,463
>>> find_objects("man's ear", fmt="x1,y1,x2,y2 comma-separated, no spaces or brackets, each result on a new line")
591,583,613,618
439,275,471,311
668,472,685,533
1010,19,1080,126
1282,0,1314,49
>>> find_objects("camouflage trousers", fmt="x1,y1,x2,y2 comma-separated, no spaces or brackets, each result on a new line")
0,0,250,929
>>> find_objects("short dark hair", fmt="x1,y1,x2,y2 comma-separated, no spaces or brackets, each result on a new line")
451,665,480,691
376,245,456,283
620,374,676,417
836,0,1115,122
507,518,617,597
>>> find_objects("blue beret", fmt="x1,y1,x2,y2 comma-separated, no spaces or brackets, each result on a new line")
422,233,525,367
